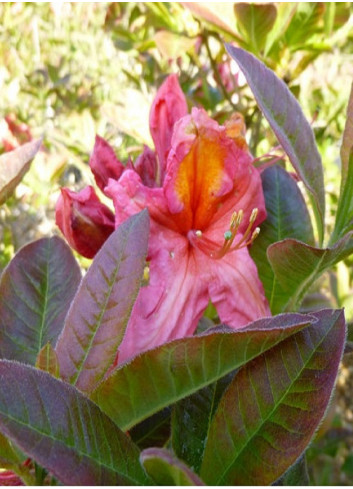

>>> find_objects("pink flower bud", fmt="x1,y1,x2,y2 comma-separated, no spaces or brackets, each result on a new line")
56,186,115,258
89,135,124,193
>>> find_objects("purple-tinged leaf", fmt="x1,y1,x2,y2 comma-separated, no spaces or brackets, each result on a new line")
200,309,346,485
35,343,60,378
250,165,314,314
140,448,205,486
0,138,42,204
55,210,149,394
91,314,315,430
0,360,150,486
0,237,81,365
225,45,325,243
267,233,353,310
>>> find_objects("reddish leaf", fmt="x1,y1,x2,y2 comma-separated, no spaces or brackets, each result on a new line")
55,210,149,393
0,237,81,365
200,309,346,485
0,360,149,485
225,45,325,243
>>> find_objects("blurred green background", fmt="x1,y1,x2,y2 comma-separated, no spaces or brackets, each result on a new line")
1,2,353,484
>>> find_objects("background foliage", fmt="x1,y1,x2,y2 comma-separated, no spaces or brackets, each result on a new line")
1,2,353,485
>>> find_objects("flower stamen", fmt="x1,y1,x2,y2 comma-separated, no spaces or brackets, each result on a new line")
188,208,260,259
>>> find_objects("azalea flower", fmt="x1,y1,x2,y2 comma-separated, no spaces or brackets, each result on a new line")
56,74,270,363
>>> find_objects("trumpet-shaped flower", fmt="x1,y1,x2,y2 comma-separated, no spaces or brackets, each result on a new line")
56,74,270,363
106,75,270,363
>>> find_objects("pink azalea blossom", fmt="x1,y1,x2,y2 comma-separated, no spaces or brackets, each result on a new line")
56,74,270,363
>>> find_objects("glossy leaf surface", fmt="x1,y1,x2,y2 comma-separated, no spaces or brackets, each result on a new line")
0,360,149,486
140,448,204,486
0,138,42,204
200,309,346,485
92,315,314,430
268,233,353,310
0,237,81,365
55,210,149,393
250,165,314,314
226,45,325,243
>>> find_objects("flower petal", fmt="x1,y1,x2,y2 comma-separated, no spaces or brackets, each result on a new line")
133,145,159,188
117,235,209,364
164,108,254,234
89,135,124,192
55,186,115,258
149,74,188,178
206,245,270,326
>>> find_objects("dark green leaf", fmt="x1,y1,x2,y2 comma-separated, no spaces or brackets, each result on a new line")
250,165,314,314
92,314,314,430
0,237,81,365
0,360,149,485
130,408,171,450
267,233,353,310
0,138,42,204
225,45,325,243
172,371,234,473
200,309,346,485
140,448,205,486
55,210,149,394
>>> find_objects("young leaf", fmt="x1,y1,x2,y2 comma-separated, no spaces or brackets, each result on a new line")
0,360,150,486
233,3,277,54
55,210,149,394
140,448,205,486
91,314,315,430
267,233,353,310
0,237,81,365
35,343,60,377
200,309,346,485
250,165,314,314
225,45,325,244
0,138,42,204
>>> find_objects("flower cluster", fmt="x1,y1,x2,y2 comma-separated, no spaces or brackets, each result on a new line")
56,75,270,363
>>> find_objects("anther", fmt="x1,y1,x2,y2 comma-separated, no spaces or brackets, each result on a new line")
195,230,202,237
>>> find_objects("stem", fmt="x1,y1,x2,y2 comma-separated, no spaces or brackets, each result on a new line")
202,30,239,111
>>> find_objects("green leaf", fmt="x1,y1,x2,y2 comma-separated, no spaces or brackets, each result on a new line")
130,408,171,450
140,448,205,486
250,165,314,314
200,309,346,485
267,233,353,310
91,315,315,431
331,85,353,242
171,371,234,474
0,360,150,486
233,3,277,54
0,138,42,205
55,210,149,394
0,432,25,466
225,45,325,244
264,3,298,57
276,454,309,485
284,3,325,48
0,237,81,365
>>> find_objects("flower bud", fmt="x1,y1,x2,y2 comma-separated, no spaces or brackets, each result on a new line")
89,135,124,193
56,186,115,258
